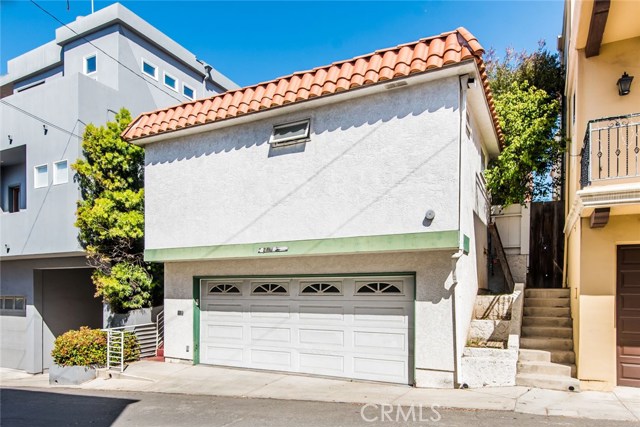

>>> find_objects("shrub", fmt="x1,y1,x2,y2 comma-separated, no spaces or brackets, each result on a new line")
52,326,141,367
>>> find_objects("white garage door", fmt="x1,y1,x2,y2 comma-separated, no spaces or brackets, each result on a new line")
199,275,414,384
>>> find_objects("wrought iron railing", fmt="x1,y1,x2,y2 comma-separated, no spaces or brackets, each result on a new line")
581,113,640,188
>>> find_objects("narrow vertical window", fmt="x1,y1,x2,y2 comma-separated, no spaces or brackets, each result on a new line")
84,54,97,75
9,186,20,213
53,160,68,185
34,164,48,188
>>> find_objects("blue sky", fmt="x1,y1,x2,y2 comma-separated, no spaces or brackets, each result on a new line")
1,0,564,87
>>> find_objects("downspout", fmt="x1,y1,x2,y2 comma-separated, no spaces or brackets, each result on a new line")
203,65,212,95
450,74,468,387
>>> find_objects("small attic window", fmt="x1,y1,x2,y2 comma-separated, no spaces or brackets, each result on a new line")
269,119,310,146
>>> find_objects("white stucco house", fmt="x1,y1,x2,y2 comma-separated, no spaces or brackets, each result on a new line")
122,27,502,388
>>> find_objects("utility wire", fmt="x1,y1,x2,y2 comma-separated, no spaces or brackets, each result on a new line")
29,0,186,104
1,99,83,138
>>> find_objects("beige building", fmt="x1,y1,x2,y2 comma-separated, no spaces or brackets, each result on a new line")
562,0,640,389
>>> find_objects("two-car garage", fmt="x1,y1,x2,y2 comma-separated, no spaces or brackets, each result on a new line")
198,275,414,384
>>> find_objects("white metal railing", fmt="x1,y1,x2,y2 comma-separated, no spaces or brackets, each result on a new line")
106,329,124,372
104,322,159,371
155,310,164,356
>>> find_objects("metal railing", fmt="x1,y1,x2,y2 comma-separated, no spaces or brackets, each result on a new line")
581,113,640,188
155,310,164,356
106,329,125,372
104,322,159,371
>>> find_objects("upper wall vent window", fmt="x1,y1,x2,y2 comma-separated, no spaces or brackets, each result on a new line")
84,54,97,75
53,160,68,185
269,119,311,146
183,84,195,100
34,164,48,188
142,60,158,80
163,72,177,91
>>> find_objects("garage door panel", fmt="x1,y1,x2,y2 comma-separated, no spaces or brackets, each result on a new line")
250,304,291,318
204,303,243,317
205,324,244,341
250,349,292,368
299,305,345,321
353,356,407,381
251,326,291,344
299,328,345,346
354,331,406,352
300,353,345,373
353,306,409,326
201,275,414,384
204,345,244,364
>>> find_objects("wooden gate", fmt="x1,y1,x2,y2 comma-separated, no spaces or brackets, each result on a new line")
528,201,564,288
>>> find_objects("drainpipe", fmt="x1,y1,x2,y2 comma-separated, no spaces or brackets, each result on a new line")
203,65,212,95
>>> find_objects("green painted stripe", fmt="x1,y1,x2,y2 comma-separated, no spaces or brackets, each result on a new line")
192,277,200,365
145,230,460,262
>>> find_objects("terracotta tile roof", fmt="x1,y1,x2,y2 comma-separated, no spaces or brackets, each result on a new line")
122,27,503,144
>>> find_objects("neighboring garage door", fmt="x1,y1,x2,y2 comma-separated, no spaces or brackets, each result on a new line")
617,245,640,387
199,275,414,384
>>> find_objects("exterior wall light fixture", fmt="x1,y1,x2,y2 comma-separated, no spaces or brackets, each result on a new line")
617,72,633,96
8,135,12,144
43,124,48,135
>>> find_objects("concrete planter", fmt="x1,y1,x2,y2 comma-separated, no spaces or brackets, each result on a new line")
103,305,163,328
49,364,97,385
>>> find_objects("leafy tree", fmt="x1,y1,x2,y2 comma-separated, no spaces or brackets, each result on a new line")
73,109,162,313
484,42,565,205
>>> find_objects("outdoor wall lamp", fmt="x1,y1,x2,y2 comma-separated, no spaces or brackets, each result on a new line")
43,124,48,135
8,135,12,144
617,72,634,96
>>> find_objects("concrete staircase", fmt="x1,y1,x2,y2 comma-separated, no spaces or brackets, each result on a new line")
516,288,580,392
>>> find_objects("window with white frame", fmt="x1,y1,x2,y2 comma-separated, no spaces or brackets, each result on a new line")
142,59,158,79
53,160,69,185
163,72,178,91
84,54,97,75
269,119,311,146
182,83,195,100
34,164,48,188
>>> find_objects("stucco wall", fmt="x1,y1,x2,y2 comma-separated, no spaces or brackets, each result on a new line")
144,78,461,250
576,213,640,389
163,250,468,388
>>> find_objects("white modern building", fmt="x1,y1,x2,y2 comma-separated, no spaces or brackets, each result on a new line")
0,2,237,373
123,28,502,388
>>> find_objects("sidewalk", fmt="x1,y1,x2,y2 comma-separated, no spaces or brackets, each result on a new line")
2,361,639,422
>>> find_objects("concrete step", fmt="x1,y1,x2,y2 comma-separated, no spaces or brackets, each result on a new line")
550,350,576,364
520,337,573,351
519,349,551,362
524,298,570,308
525,288,570,299
522,316,573,327
517,360,572,376
516,373,580,392
523,307,571,318
521,326,573,338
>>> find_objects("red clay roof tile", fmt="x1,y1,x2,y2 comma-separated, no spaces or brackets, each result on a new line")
123,27,502,145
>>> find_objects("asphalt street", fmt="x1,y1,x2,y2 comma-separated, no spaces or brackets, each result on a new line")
1,387,637,427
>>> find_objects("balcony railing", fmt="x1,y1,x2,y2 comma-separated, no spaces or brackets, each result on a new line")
581,113,640,188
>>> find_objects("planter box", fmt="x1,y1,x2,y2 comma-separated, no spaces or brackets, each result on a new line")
49,364,97,385
103,305,164,328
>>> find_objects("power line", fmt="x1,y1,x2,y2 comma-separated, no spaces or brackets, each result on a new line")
1,99,83,138
29,0,186,104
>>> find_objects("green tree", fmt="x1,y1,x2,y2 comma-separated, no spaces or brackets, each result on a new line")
73,109,162,312
484,43,564,205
